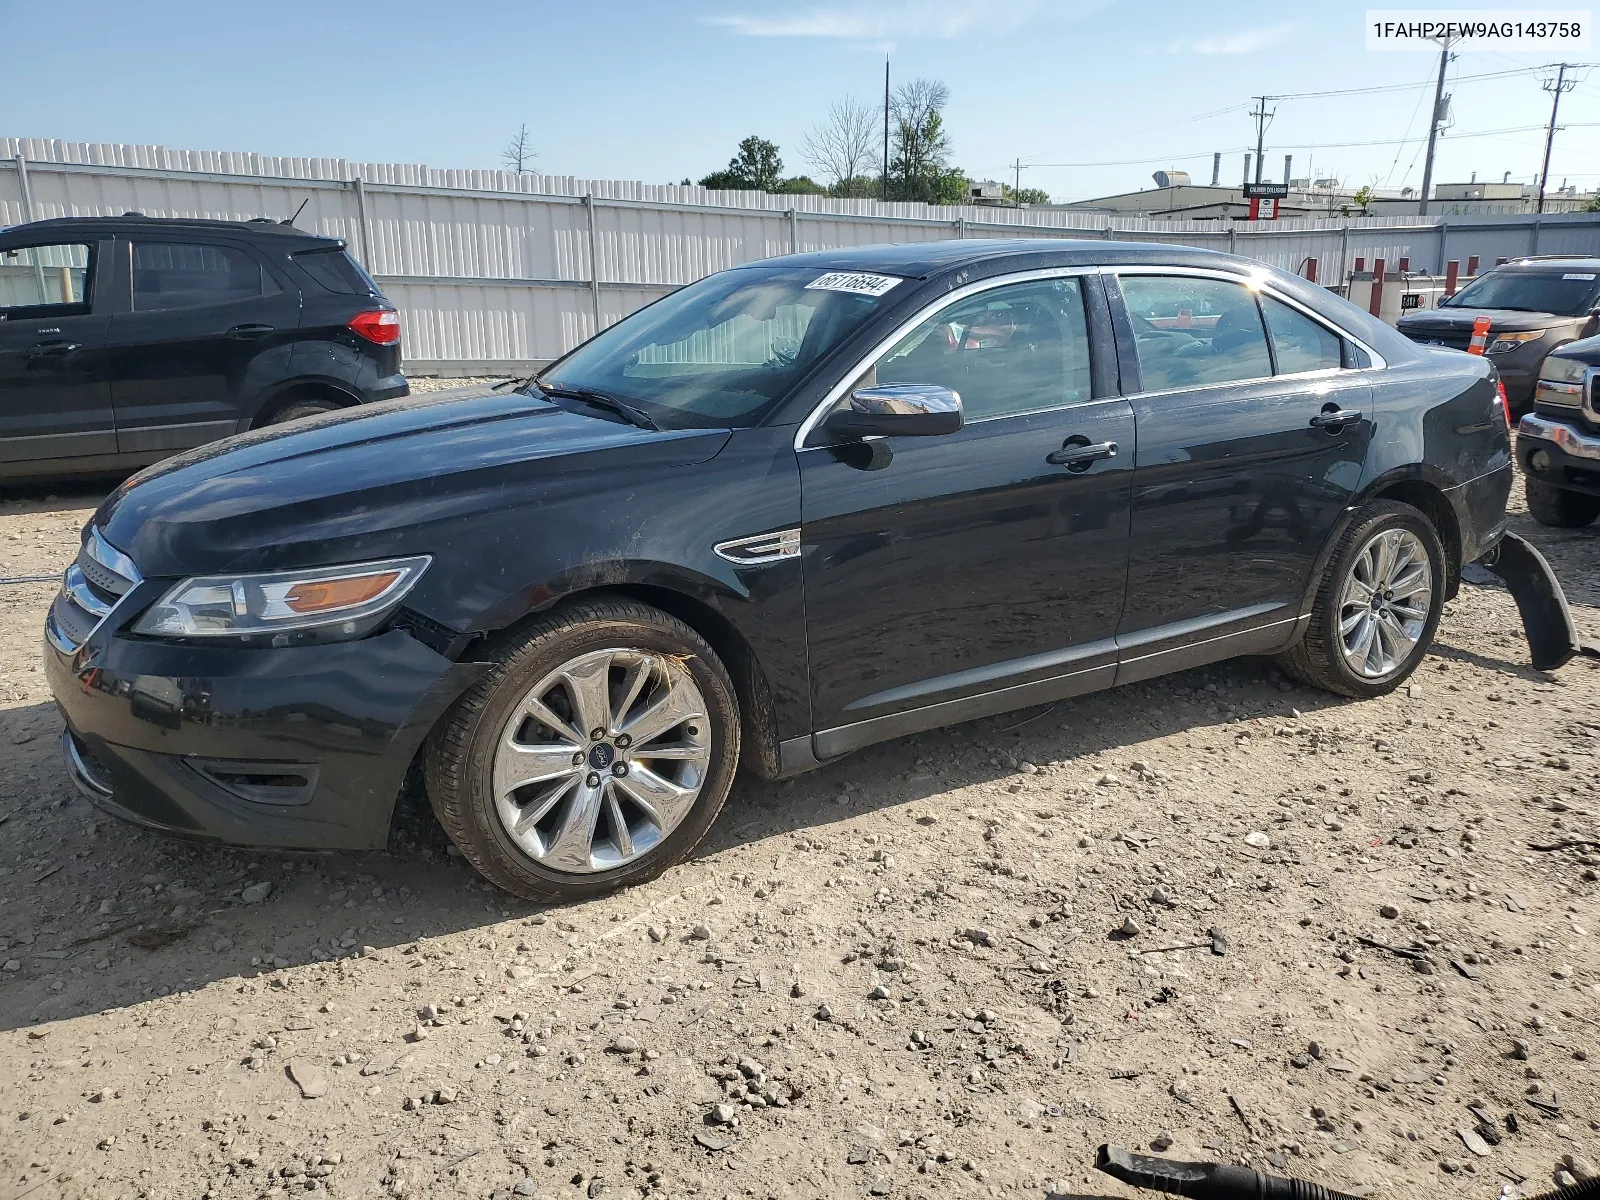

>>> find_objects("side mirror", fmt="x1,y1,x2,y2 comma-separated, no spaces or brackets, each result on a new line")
823,384,963,439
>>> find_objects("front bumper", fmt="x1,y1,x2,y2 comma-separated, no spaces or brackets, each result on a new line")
1518,413,1600,497
46,609,485,851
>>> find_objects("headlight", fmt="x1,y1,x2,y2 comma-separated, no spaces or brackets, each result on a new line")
1485,330,1542,354
1539,355,1587,385
132,556,430,643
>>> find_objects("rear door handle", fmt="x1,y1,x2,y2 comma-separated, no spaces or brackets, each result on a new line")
25,341,80,359
1046,438,1118,470
226,323,275,339
1310,408,1363,429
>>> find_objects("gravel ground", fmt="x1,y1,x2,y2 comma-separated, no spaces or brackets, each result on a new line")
0,473,1596,1200
405,377,515,394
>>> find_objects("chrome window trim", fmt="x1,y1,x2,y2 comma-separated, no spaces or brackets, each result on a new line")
1109,263,1388,376
793,263,1388,449
792,266,1100,452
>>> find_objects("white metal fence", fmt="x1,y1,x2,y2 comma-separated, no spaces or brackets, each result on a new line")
5,138,1599,374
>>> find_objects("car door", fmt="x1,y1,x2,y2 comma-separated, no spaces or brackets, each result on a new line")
798,271,1135,755
0,236,117,470
106,236,301,455
1107,270,1374,681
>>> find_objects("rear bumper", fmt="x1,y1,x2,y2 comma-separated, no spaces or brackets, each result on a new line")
45,618,485,850
1443,460,1514,566
369,374,410,403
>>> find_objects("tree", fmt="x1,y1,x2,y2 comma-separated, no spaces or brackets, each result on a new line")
776,175,829,195
887,79,954,204
1351,184,1374,214
699,136,783,192
501,124,536,174
1002,184,1051,206
1582,192,1600,212
802,97,879,197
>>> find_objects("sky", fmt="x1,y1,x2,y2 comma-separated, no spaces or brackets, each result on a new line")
3,0,1598,203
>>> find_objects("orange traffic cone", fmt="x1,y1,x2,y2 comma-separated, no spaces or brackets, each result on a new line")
1467,315,1492,355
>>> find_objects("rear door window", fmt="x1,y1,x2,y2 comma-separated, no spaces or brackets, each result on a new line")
132,242,278,311
0,242,94,313
293,247,381,296
1119,275,1271,391
1261,296,1343,374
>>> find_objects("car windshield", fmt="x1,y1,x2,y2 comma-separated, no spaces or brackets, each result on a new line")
1441,269,1600,315
536,266,900,428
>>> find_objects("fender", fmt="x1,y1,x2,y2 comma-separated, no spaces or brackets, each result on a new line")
1291,461,1465,623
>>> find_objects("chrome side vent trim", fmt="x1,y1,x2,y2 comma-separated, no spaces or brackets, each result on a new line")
47,526,143,654
714,528,801,565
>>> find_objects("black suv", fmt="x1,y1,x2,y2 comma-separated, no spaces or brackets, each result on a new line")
1396,255,1600,414
46,239,1587,903
0,215,407,482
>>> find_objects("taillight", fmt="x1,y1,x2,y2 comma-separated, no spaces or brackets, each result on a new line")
348,309,400,345
1496,379,1512,428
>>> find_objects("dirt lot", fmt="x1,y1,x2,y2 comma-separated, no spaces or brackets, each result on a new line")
1,475,1596,1200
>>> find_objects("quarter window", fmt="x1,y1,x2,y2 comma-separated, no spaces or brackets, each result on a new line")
867,277,1092,421
0,242,93,312
132,242,277,311
1262,296,1342,374
1120,275,1271,391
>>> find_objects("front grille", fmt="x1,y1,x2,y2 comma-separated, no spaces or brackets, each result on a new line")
48,528,142,654
1403,329,1472,351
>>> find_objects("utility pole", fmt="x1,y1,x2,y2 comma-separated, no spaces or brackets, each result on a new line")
1013,158,1022,207
1249,96,1275,184
1537,63,1578,213
1417,39,1454,216
882,57,890,202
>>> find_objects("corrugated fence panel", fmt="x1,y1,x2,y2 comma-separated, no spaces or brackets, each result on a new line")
5,140,1600,371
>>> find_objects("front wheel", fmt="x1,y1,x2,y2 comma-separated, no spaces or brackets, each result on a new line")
1278,500,1445,699
424,598,740,902
1525,477,1600,528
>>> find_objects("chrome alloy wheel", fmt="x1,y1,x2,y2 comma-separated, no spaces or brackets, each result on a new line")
491,648,711,874
1337,528,1433,679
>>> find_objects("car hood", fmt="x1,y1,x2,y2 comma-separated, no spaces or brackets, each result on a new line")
96,387,731,577
1546,331,1600,366
1398,307,1566,333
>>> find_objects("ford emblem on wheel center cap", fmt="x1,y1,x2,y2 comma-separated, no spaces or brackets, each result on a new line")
588,743,616,770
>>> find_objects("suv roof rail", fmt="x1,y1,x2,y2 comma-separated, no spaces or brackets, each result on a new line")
1509,254,1600,263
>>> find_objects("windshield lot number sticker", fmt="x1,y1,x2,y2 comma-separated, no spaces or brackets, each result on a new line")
1562,273,1596,280
806,271,902,297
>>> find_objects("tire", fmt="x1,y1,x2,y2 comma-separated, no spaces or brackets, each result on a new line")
424,598,740,902
1277,500,1446,699
263,399,343,426
1525,477,1600,528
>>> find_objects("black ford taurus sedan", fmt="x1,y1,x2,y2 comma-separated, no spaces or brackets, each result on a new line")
47,239,1537,901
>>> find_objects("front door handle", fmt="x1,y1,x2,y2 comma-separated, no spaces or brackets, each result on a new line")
25,341,80,359
1310,406,1363,429
226,323,275,339
1046,438,1118,471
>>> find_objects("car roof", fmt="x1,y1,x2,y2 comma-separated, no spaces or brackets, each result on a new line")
0,214,343,250
1489,255,1600,273
742,237,1250,279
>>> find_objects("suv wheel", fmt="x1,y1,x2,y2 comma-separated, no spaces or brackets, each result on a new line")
424,599,740,902
264,398,343,425
1278,500,1445,699
1525,477,1600,528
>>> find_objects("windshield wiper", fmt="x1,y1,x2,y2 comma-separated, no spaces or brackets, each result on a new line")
538,384,659,431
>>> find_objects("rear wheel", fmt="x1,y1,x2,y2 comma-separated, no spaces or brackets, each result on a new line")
263,398,343,426
424,599,740,902
1525,477,1600,528
1278,500,1445,699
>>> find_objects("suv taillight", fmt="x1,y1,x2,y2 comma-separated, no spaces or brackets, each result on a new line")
348,309,400,345
1496,379,1512,428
